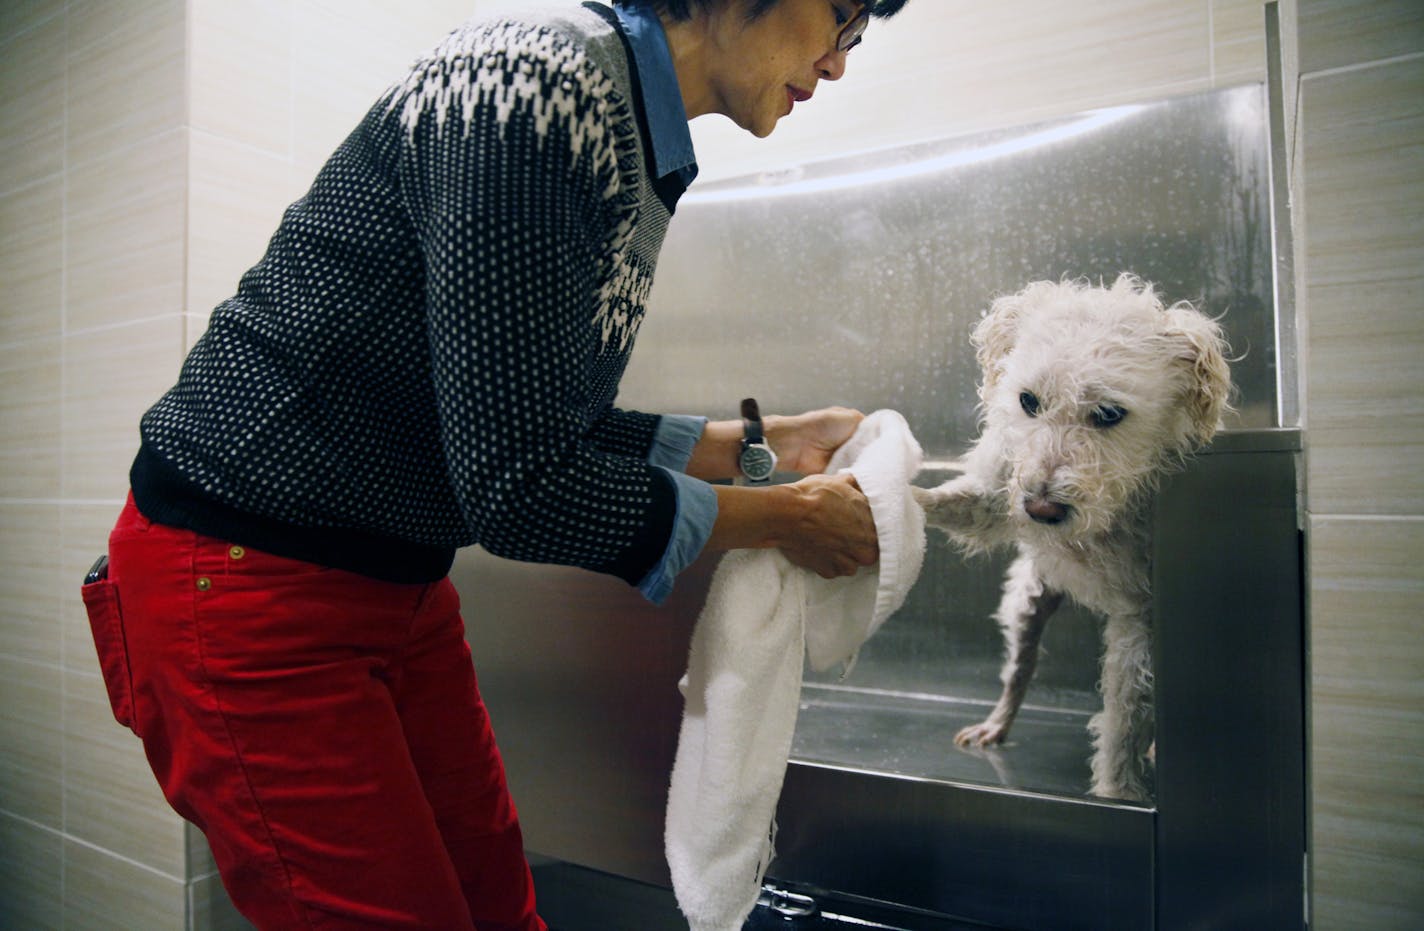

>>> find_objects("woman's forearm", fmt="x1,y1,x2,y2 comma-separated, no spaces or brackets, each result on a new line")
685,409,858,480
684,418,749,481
683,406,876,578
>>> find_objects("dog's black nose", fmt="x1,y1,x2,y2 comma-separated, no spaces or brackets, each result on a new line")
1025,496,1070,524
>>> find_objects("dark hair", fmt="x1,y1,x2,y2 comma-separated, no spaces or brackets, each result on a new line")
613,0,911,24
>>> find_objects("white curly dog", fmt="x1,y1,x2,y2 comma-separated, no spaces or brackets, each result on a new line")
913,274,1231,802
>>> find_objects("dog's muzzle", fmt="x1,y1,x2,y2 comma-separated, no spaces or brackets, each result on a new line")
1024,495,1070,524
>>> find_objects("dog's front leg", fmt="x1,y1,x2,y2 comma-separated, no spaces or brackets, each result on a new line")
1088,610,1155,802
956,554,1063,747
912,475,1011,550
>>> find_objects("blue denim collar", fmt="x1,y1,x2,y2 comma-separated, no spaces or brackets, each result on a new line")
613,3,699,189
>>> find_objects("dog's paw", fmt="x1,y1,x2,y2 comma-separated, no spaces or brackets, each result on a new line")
913,485,961,531
915,478,1013,551
1090,776,1151,804
955,721,1009,747
915,477,995,526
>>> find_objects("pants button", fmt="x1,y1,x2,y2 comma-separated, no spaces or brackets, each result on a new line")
196,577,212,591
229,545,246,560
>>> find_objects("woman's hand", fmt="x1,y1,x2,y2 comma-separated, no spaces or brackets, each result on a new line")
708,472,879,580
697,404,878,578
766,406,864,475
775,472,878,578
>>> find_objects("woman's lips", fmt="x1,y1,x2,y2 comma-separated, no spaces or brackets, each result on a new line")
786,86,812,113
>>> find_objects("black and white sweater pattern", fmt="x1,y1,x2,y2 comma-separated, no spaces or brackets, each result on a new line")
133,5,679,584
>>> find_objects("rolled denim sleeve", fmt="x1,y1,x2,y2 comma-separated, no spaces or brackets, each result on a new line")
647,414,705,471
638,415,718,604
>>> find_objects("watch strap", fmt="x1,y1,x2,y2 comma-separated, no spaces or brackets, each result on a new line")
740,397,764,445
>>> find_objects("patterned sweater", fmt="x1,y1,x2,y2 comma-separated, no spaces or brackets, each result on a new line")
132,3,683,585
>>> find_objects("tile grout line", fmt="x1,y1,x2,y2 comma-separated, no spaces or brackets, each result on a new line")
1299,49,1424,83
0,497,125,507
1206,0,1215,87
1308,513,1424,524
0,810,189,886
182,8,193,926
59,1,72,922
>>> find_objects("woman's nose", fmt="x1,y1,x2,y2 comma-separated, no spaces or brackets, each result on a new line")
818,48,848,81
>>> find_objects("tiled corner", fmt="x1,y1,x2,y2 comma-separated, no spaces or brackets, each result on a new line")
189,868,256,931
0,812,63,931
189,0,291,156
0,335,61,500
64,837,186,931
63,666,188,877
0,176,64,345
287,0,473,179
289,5,408,179
186,821,218,879
184,313,213,354
66,0,180,56
65,0,184,162
1299,0,1424,74
1309,517,1424,929
0,657,63,831
1299,56,1424,515
0,501,63,666
64,129,186,334
187,131,293,317
61,318,185,502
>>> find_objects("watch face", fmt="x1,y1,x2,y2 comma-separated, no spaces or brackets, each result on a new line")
740,444,776,481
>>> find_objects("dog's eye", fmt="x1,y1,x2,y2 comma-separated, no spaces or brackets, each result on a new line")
1019,391,1041,417
1090,404,1127,428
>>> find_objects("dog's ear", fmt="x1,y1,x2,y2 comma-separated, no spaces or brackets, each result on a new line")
1163,302,1233,447
972,287,1032,392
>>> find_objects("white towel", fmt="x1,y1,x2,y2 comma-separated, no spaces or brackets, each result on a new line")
665,410,925,931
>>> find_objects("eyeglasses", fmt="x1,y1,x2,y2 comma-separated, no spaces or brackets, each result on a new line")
833,3,869,53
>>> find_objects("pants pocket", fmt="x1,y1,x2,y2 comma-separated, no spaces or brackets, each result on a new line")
81,577,138,733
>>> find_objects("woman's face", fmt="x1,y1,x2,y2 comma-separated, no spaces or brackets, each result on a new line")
703,0,864,138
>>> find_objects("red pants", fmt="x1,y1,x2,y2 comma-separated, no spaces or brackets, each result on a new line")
84,495,546,930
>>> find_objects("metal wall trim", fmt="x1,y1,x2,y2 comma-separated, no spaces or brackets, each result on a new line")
1265,2,1302,428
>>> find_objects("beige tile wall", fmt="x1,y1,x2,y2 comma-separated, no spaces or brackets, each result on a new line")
1309,518,1424,926
184,0,477,332
0,811,64,930
1296,0,1424,924
2,0,1420,927
0,0,471,927
1298,53,1424,514
1299,0,1424,71
0,0,195,925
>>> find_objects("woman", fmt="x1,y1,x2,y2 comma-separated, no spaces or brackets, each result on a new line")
83,1,911,927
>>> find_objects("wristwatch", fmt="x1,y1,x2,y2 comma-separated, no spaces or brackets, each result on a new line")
738,397,778,485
